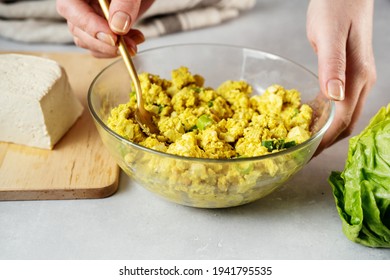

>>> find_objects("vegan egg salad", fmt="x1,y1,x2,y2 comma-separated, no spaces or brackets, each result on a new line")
107,66,313,157
106,67,313,207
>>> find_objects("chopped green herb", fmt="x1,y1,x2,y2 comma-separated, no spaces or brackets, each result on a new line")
261,140,276,152
196,114,214,130
192,87,202,93
283,140,296,149
187,125,197,132
261,139,296,152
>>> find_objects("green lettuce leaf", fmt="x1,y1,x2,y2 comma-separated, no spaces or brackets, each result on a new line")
328,104,390,248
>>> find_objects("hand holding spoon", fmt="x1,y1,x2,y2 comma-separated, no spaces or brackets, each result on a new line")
98,0,159,136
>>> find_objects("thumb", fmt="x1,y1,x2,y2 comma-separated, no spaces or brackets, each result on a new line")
317,37,347,101
107,0,142,35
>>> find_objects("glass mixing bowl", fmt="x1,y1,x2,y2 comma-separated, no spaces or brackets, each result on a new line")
88,44,334,208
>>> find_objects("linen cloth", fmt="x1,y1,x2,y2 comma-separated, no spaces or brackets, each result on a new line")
0,0,255,44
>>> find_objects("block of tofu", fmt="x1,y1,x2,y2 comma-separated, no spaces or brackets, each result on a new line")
0,54,84,149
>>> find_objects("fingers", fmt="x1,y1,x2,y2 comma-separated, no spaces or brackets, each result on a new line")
57,0,119,57
314,78,367,156
307,2,349,153
317,36,347,102
307,1,348,102
69,22,118,58
57,0,149,58
57,0,113,39
107,0,142,35
307,0,376,156
122,29,146,54
317,50,376,154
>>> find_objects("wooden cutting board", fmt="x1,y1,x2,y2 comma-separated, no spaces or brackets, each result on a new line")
0,52,120,200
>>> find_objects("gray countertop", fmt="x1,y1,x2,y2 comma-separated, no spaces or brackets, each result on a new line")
0,0,389,260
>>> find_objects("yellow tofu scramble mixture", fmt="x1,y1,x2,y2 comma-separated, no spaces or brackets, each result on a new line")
107,66,313,159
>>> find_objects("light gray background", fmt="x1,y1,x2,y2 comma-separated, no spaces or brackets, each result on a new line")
0,0,389,259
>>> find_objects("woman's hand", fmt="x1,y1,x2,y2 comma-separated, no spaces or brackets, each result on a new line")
56,0,154,58
306,0,377,155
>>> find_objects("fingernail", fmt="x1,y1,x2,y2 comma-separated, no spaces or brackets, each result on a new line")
110,11,131,34
96,32,116,46
131,32,145,45
129,45,137,56
327,79,345,101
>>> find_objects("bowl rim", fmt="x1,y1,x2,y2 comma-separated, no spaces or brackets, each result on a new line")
88,43,335,163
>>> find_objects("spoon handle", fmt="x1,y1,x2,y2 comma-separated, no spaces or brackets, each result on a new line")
98,0,144,110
